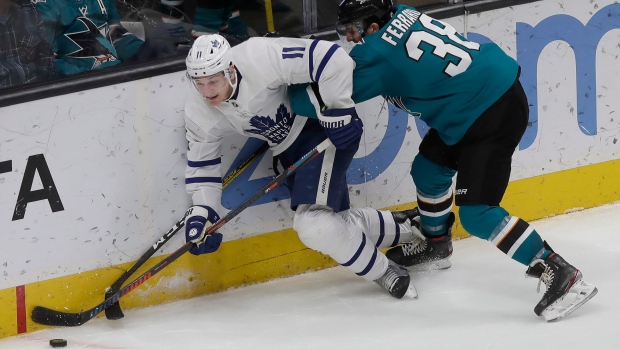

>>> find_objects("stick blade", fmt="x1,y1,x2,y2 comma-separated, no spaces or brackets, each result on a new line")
31,306,87,327
104,290,125,320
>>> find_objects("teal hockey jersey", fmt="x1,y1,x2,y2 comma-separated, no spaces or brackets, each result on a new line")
36,0,144,76
291,5,519,145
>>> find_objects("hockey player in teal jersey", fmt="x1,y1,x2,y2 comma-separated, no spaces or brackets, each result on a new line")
36,0,145,76
290,0,597,322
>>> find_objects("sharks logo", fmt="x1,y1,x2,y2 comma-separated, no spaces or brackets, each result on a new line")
245,104,296,144
64,17,118,69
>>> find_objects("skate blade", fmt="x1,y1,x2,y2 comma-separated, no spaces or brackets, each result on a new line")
543,280,598,322
407,258,451,272
405,282,418,299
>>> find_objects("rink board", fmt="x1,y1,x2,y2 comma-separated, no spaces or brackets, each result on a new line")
3,158,619,337
2,0,620,338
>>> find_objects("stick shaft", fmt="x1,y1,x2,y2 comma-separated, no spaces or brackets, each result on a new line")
32,139,331,327
104,141,269,319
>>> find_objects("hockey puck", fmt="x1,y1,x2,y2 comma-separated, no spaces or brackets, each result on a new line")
49,339,67,347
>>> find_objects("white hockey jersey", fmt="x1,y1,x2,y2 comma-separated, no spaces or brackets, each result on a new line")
184,37,355,213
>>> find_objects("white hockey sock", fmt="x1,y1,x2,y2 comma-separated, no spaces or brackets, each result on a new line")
345,208,416,249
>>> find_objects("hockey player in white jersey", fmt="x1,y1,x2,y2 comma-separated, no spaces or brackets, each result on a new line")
182,34,419,299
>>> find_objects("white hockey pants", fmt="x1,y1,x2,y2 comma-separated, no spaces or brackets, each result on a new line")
293,204,417,281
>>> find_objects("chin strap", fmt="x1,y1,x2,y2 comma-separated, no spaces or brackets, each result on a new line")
223,65,238,100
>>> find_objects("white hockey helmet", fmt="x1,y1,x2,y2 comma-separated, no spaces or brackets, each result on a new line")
186,34,235,89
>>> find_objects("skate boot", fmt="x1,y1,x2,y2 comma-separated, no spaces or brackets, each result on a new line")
390,207,420,225
386,212,454,270
526,242,598,322
374,260,418,299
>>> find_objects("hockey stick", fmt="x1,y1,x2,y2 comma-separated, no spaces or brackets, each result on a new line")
31,138,333,327
104,141,270,320
222,141,270,188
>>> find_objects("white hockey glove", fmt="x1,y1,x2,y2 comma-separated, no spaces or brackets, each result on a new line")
318,107,363,150
184,205,223,255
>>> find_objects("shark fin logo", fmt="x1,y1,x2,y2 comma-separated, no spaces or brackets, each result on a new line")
64,17,118,69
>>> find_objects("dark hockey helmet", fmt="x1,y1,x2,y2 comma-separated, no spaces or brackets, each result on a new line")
336,0,393,41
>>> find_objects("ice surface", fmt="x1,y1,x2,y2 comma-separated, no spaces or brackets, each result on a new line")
2,202,618,349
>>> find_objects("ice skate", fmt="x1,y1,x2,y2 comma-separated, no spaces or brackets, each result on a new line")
386,211,453,270
526,245,598,322
390,207,420,227
374,260,418,299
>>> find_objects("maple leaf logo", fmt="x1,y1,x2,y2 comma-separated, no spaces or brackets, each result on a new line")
245,104,296,144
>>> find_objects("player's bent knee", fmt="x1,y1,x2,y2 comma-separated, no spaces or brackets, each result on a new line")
293,204,342,254
411,154,455,194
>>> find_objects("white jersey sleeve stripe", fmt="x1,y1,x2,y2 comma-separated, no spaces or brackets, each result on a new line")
283,46,305,52
187,158,221,167
282,53,304,59
308,40,319,82
308,40,341,83
314,44,340,82
282,46,304,59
